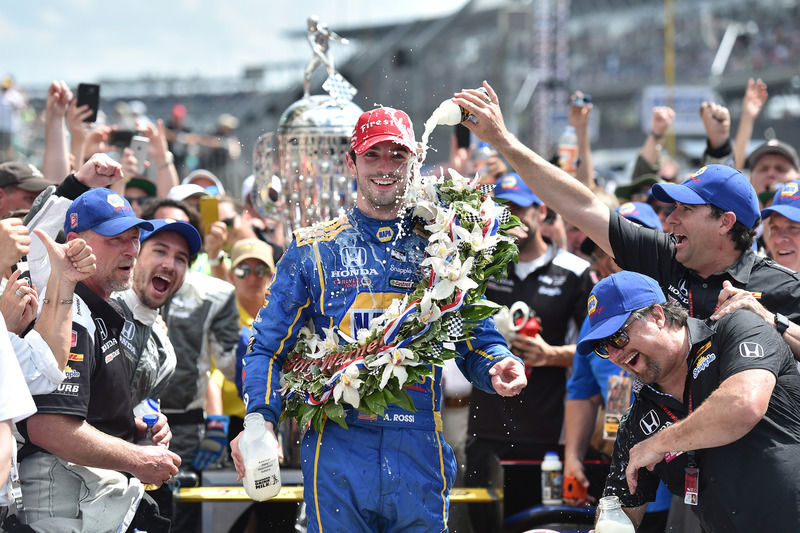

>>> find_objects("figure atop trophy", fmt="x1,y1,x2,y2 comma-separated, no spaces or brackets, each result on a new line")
304,15,357,101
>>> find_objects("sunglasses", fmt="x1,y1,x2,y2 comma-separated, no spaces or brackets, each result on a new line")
125,196,151,206
233,264,271,280
593,316,636,359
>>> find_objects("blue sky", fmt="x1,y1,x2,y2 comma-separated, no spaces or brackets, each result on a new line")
2,1,466,88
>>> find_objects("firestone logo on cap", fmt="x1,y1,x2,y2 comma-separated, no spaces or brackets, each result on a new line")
107,193,129,212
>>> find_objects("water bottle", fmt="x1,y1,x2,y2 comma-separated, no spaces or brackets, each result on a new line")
133,398,160,418
540,451,563,505
595,495,636,533
558,126,578,174
140,414,159,446
240,412,282,501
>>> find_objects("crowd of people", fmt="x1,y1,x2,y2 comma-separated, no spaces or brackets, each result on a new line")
1,69,800,533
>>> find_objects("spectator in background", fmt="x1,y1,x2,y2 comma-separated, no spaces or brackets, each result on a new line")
631,107,676,183
0,78,25,163
0,162,50,217
240,174,286,255
747,139,800,198
761,180,800,273
733,78,769,170
165,103,192,176
125,177,157,217
182,169,225,198
198,114,241,182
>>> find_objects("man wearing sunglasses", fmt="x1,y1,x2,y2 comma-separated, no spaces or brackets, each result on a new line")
458,83,800,361
576,271,800,532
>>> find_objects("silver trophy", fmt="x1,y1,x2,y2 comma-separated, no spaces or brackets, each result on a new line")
251,16,361,246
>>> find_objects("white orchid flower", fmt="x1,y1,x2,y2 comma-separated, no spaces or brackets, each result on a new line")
356,328,372,345
430,255,478,299
418,290,442,324
367,347,420,389
412,200,439,222
332,363,363,407
468,223,500,253
421,254,450,279
425,234,457,260
480,197,505,220
425,207,456,234
444,168,469,192
319,326,340,354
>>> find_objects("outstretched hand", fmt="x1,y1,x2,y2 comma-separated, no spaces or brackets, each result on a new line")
33,228,96,284
453,81,511,149
489,357,527,397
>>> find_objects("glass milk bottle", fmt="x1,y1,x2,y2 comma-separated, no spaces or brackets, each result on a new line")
595,495,635,533
240,412,282,501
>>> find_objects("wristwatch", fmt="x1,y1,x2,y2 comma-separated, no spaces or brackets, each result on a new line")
775,313,790,336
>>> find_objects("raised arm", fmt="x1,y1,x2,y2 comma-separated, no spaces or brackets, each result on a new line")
455,81,613,256
733,78,768,170
41,81,73,184
32,229,96,371
569,91,595,189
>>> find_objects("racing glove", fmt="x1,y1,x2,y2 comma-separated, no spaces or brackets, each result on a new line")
191,415,230,470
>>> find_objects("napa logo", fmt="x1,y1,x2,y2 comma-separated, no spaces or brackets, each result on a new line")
618,202,637,216
587,295,602,317
686,166,707,182
780,182,799,199
692,352,716,379
377,227,394,242
107,193,129,212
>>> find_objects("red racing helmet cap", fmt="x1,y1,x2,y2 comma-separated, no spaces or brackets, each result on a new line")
350,107,416,156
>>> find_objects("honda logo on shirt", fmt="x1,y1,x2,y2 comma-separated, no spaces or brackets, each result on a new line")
639,409,661,435
341,247,366,268
94,318,108,340
739,342,765,358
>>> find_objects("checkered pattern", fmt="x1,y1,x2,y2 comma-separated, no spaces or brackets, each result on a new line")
498,208,511,225
427,343,443,358
445,315,464,338
323,73,358,101
478,184,496,195
460,212,482,223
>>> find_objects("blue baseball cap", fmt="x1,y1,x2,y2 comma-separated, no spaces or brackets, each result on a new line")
616,202,663,231
140,219,202,256
651,164,760,229
64,188,153,237
494,173,542,207
761,180,800,223
576,271,666,355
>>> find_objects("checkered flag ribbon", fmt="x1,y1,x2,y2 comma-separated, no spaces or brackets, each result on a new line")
444,315,464,338
428,343,443,358
460,212,482,224
323,73,357,101
478,184,496,195
498,208,511,225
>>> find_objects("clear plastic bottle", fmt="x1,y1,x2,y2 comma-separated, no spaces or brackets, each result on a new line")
595,495,635,533
140,414,159,446
558,125,579,174
540,451,563,505
240,412,282,501
133,398,160,418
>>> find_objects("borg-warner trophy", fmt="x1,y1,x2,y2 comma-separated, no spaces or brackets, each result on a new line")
250,17,359,466
251,16,360,248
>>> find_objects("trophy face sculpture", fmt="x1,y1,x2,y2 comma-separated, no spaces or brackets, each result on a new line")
252,16,360,246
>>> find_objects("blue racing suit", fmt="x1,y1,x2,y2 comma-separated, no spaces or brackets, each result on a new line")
244,207,517,533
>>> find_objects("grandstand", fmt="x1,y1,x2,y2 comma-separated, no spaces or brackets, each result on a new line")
19,0,800,192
